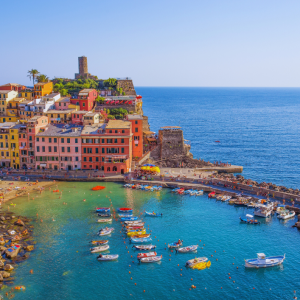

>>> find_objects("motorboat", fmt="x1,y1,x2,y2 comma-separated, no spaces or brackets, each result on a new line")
240,214,260,224
124,184,133,188
145,212,163,217
127,229,146,237
195,190,204,196
221,195,232,202
97,219,112,223
276,204,286,214
125,225,145,230
245,253,285,268
216,194,224,200
137,252,157,259
132,245,156,251
185,257,208,268
124,221,144,225
91,240,109,245
208,192,216,198
184,190,193,195
131,234,150,239
176,245,198,253
177,189,185,195
277,210,295,220
121,217,138,221
139,256,162,263
171,188,181,193
99,228,114,236
130,237,152,243
98,213,111,217
234,201,248,207
118,208,133,213
254,203,273,218
118,214,133,217
97,254,119,261
90,245,109,253
96,207,110,212
168,241,183,249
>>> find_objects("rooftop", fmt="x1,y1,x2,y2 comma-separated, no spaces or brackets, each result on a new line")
79,89,96,94
127,114,143,120
35,82,51,86
8,98,25,103
72,111,88,115
42,93,60,98
81,123,106,135
56,97,70,103
106,120,131,129
0,90,17,94
46,109,75,114
1,83,24,87
36,124,84,137
0,122,17,129
29,116,47,121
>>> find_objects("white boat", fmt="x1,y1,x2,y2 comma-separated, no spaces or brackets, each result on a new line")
90,245,110,253
97,254,119,261
99,228,114,236
124,221,144,225
196,190,203,196
277,210,295,220
276,205,286,214
176,245,198,253
245,253,285,268
221,195,232,202
97,219,112,223
185,257,208,268
254,203,274,218
140,256,162,263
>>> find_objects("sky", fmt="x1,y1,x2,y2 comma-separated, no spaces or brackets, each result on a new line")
1,0,300,87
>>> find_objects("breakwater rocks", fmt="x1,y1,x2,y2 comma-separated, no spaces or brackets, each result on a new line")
0,211,35,289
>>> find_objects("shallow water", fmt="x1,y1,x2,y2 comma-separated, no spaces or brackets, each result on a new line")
5,182,300,300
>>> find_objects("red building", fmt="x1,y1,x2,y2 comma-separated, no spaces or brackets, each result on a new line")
71,111,87,125
0,83,26,92
81,120,132,173
127,114,143,158
70,89,97,111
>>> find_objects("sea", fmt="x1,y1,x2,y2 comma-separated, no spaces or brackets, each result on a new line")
5,88,300,300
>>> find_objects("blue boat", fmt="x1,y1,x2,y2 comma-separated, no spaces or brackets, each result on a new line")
130,237,152,243
145,212,163,217
96,207,110,213
121,217,138,221
119,214,133,217
168,241,183,248
98,213,111,217
240,214,260,225
245,253,285,268
118,208,133,213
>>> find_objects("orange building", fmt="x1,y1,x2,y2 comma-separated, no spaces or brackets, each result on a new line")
127,114,143,158
34,82,53,98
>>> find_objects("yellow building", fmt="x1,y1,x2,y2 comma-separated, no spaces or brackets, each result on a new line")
0,90,18,116
34,82,53,98
44,109,75,124
19,89,34,100
0,122,16,168
9,125,21,169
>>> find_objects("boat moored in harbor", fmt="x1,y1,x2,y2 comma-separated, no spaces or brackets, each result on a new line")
245,253,285,268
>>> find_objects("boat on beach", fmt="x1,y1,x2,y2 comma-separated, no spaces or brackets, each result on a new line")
176,245,198,253
139,256,162,263
90,245,110,253
97,254,119,261
185,257,208,268
245,253,285,268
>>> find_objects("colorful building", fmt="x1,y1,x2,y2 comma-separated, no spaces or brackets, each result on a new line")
9,124,22,169
35,124,83,170
34,82,53,98
71,111,88,125
55,97,70,110
18,89,35,100
70,89,97,111
83,112,100,126
45,109,75,124
127,114,143,158
0,90,18,116
0,83,26,92
0,122,16,168
19,116,48,169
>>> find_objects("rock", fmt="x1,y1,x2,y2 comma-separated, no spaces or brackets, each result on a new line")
0,271,10,278
25,245,34,252
0,261,4,268
14,219,24,226
5,217,10,220
11,216,15,219
4,264,13,271
0,247,6,252
0,274,3,281
0,217,5,222
5,245,21,259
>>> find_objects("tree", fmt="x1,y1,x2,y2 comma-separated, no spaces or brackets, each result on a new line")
103,78,117,88
36,74,49,83
27,69,40,86
95,96,105,104
60,89,68,96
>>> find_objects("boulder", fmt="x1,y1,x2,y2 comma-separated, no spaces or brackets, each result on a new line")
11,216,15,219
5,245,21,259
0,274,3,281
0,271,10,278
0,217,5,222
0,261,4,268
4,265,13,271
24,245,34,252
14,219,24,226
0,247,6,252
5,217,10,221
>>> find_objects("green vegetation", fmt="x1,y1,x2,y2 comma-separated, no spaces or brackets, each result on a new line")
53,78,98,96
103,78,117,88
27,69,40,86
95,96,106,104
110,108,128,119
36,74,49,83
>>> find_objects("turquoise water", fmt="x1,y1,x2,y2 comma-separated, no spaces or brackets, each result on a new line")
6,181,300,299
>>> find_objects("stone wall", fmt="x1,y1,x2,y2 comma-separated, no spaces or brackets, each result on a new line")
116,80,136,96
159,129,185,160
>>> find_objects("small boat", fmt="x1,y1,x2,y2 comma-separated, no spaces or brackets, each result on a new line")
97,219,112,223
132,245,156,250
97,254,119,261
191,261,211,270
171,188,181,193
99,228,114,236
92,186,105,191
245,253,285,268
124,221,144,225
277,210,295,220
185,257,208,268
15,286,26,290
177,189,185,195
240,214,260,224
125,226,145,231
184,189,193,195
131,234,150,239
121,217,138,221
96,207,110,212
145,211,163,217
234,201,248,207
176,245,198,253
254,203,273,218
130,237,152,243
127,229,146,237
195,190,204,196
91,240,109,245
221,195,232,202
119,214,133,217
90,245,110,253
137,252,157,259
98,213,111,217
140,256,162,263
124,184,133,188
118,208,133,213
208,192,216,198
168,241,183,249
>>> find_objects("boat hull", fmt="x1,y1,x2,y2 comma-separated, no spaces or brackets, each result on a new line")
245,255,285,268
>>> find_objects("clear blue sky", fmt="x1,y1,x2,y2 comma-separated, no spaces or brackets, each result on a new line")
1,0,300,87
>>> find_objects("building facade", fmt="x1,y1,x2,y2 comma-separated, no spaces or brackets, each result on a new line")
34,82,53,98
127,114,143,158
70,89,97,111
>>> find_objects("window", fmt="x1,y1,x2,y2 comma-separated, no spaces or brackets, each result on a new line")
75,157,79,161
96,157,99,162
101,166,104,171
49,138,52,143
37,146,40,152
61,138,64,143
102,148,105,153
102,157,104,162
115,130,117,133
83,148,86,154
75,138,78,143
135,128,138,132
121,148,124,153
83,103,85,107
135,121,138,125
84,157,87,162
67,138,70,143
42,138,45,142
48,146,52,152
121,139,124,143
122,130,125,133
102,139,104,143
75,147,78,153
54,138,57,142
107,139,112,143
89,157,92,162
113,166,117,172
95,148,98,154
54,146,57,152
29,136,32,141
88,148,92,154
59,103,61,106
67,147,70,153
62,147,65,152
107,167,110,172
42,146,45,152
36,137,39,142
109,130,112,133
114,139,117,143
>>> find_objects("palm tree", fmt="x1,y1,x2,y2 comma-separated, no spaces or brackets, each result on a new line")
27,69,40,86
36,74,49,83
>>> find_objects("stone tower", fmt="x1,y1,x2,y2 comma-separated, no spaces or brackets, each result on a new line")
78,56,88,74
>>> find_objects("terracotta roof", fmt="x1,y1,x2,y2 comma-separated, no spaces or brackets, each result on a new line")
106,120,131,129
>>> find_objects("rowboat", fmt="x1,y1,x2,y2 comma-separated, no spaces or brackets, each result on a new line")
125,225,144,230
240,214,260,224
131,234,150,239
124,221,144,225
98,213,112,217
118,208,133,213
127,229,146,237
137,252,157,259
176,245,198,253
245,253,285,268
91,240,109,245
97,219,112,223
97,254,119,261
98,228,114,236
130,237,152,243
90,245,109,253
96,207,110,212
195,190,204,196
121,217,138,221
145,212,163,217
140,256,162,263
191,261,211,270
208,192,216,198
168,241,182,249
132,245,156,250
118,214,133,217
277,210,295,220
185,257,208,268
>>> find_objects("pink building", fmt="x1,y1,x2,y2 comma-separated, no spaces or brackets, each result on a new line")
71,111,87,125
19,116,49,169
35,124,83,170
54,97,71,110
